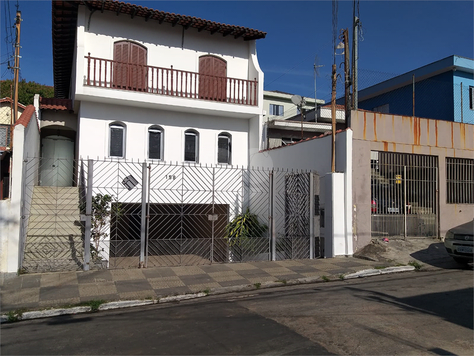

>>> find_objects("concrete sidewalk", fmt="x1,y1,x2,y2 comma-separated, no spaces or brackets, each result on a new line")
1,257,394,313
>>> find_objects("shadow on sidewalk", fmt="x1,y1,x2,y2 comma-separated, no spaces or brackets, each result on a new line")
410,242,473,270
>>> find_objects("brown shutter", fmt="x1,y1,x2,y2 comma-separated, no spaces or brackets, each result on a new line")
130,43,147,91
113,41,146,90
213,57,226,101
199,56,211,99
113,41,130,88
199,55,226,101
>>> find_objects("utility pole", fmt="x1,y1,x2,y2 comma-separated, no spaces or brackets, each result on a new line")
331,63,336,173
343,29,351,128
13,11,22,127
352,1,359,110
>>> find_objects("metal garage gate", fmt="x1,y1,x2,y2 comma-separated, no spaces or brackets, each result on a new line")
371,151,438,238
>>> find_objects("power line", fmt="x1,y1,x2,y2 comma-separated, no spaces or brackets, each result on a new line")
263,65,298,89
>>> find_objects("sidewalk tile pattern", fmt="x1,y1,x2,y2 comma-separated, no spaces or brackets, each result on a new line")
1,258,386,312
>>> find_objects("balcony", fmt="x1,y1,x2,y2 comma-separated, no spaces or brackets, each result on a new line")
85,54,258,106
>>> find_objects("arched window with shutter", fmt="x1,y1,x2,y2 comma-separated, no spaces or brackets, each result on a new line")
113,41,147,91
199,55,227,102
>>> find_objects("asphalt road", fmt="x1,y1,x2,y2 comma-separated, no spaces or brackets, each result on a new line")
2,268,473,355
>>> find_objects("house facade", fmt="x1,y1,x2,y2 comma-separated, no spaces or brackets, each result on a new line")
51,0,265,172
356,55,474,124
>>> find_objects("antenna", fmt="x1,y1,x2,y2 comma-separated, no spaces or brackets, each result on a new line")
291,95,306,140
291,95,303,106
314,56,323,111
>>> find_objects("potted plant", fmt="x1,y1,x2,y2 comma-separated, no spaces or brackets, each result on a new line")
225,208,268,262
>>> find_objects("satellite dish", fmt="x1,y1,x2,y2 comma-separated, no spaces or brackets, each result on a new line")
291,95,303,106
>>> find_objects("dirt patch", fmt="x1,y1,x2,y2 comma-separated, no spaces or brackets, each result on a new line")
353,241,389,262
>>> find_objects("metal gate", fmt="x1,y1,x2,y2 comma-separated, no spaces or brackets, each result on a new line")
15,158,320,272
87,161,320,269
371,151,438,238
20,158,321,272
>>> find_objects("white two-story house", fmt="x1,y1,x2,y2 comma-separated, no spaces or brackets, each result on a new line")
51,0,265,176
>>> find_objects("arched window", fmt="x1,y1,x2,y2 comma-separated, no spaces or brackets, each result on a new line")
184,129,199,163
148,125,164,160
199,55,227,102
109,122,126,158
113,41,147,91
218,133,231,164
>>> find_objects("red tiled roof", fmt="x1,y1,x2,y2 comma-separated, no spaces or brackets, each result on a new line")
40,97,73,111
52,0,266,98
14,105,36,128
0,97,26,109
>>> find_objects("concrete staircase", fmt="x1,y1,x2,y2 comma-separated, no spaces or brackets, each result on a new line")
22,186,84,272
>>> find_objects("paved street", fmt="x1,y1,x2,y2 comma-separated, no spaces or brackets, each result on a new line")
2,268,472,355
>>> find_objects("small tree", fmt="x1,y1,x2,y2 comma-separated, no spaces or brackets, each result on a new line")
90,194,122,254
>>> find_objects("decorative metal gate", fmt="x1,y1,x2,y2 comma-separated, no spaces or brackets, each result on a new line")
371,151,439,238
20,158,320,272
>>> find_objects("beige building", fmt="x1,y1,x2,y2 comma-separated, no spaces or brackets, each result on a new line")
351,110,474,251
0,97,26,148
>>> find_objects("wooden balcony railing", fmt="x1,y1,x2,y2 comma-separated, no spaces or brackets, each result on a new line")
85,54,258,106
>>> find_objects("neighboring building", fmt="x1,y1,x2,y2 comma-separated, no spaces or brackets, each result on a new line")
265,103,345,149
356,55,474,123
0,97,26,148
264,90,324,122
0,97,26,200
263,91,327,148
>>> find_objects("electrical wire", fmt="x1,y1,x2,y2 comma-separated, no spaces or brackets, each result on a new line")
263,65,298,90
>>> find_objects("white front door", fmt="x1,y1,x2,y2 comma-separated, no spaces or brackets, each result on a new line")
40,136,74,187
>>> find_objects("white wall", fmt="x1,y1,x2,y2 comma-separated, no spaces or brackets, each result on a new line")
1,108,40,274
78,101,249,166
250,130,353,256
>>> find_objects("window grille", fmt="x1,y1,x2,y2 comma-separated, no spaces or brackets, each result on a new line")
217,133,231,164
110,123,125,158
184,130,199,162
148,126,163,160
446,157,474,204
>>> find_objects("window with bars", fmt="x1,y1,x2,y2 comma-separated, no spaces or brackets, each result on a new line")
109,123,126,158
148,126,163,160
269,104,284,116
184,130,199,163
0,125,10,147
446,157,474,204
217,133,231,164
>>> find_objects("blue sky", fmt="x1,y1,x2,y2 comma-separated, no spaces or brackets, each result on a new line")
1,0,473,103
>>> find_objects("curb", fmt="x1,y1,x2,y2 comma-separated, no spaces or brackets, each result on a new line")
344,265,415,279
0,266,415,323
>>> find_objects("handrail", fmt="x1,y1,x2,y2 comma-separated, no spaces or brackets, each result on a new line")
85,54,258,106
